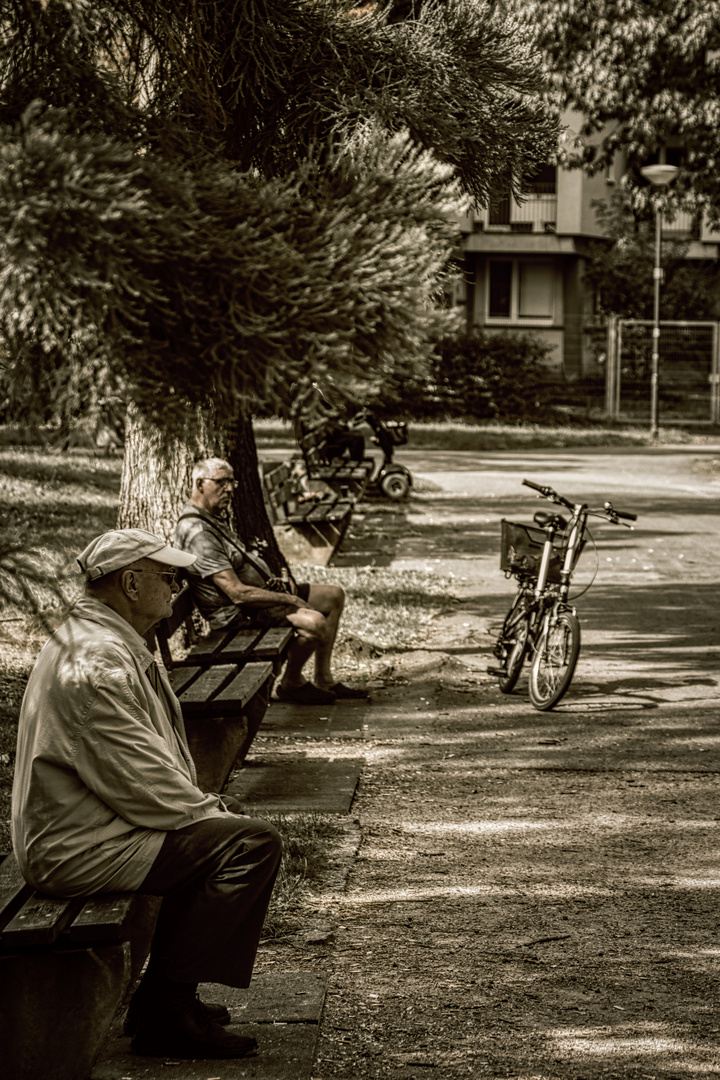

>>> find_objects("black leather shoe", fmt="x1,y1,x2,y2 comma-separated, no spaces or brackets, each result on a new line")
124,993,231,1036
131,1005,257,1059
275,681,335,705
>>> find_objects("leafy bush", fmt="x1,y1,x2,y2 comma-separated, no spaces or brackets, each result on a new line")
381,329,555,421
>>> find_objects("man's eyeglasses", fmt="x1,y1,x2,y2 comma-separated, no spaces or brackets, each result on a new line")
132,569,178,585
204,477,236,489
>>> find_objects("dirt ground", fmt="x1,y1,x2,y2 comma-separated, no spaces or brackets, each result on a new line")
253,448,720,1080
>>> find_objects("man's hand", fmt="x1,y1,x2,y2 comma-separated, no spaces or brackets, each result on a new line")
221,795,245,815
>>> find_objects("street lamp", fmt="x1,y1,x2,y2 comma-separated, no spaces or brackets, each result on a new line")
639,163,680,437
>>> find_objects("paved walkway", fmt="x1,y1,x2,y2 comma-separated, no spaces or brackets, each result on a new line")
93,447,720,1080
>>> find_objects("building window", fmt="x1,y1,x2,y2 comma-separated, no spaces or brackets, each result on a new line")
488,260,555,322
523,163,557,196
665,146,686,168
488,261,512,317
518,263,554,318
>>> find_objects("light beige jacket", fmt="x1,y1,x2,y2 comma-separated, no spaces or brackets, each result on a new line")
11,595,228,896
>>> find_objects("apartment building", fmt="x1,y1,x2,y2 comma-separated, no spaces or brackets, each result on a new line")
456,115,720,381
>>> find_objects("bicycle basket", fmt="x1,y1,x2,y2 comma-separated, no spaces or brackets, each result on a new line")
500,519,566,583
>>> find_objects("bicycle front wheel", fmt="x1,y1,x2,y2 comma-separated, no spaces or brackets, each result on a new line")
497,593,532,694
528,607,581,711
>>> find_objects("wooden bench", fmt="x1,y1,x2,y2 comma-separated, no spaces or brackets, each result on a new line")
296,423,374,497
151,582,294,790
262,459,356,565
0,593,294,1079
0,849,160,1080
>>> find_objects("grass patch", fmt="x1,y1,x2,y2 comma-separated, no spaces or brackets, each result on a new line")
253,417,714,452
260,813,347,939
0,447,120,622
0,448,122,849
293,563,456,675
394,420,701,451
0,659,29,852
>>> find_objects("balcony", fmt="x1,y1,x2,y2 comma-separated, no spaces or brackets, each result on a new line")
662,207,701,239
473,188,558,235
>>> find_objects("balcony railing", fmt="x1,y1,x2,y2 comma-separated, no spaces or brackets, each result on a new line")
480,192,558,234
662,208,701,239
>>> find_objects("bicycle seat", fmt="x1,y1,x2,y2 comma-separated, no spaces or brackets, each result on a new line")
533,510,568,530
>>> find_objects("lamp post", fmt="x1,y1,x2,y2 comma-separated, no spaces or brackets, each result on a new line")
639,163,679,437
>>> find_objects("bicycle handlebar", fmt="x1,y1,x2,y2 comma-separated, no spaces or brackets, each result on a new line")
523,480,637,524
522,478,574,510
603,502,637,522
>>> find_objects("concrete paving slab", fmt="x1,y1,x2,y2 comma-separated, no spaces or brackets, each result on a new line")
261,699,367,740
228,756,363,814
92,1021,318,1080
201,971,326,1023
91,972,326,1080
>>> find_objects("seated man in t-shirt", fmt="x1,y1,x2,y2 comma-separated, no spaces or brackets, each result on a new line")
174,457,367,706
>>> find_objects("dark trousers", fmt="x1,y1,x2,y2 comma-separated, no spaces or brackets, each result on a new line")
136,814,282,988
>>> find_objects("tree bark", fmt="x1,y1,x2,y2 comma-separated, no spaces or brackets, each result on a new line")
117,406,286,574
117,406,217,541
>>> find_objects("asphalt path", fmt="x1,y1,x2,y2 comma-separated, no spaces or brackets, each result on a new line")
385,446,720,724
309,445,720,1080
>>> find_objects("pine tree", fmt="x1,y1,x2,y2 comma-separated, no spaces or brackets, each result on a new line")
0,0,556,558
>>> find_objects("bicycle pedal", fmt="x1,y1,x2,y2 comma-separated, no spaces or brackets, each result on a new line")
486,666,507,677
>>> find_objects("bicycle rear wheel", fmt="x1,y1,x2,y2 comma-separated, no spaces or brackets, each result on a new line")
528,607,581,710
496,592,532,694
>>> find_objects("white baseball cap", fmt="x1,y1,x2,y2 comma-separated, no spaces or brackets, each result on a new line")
77,528,197,581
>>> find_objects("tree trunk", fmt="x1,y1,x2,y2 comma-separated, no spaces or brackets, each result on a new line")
225,413,285,573
117,406,286,573
117,406,218,540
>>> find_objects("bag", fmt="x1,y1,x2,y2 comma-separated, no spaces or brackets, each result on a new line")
178,508,297,591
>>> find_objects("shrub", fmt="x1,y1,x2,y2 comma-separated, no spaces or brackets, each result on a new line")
425,329,555,421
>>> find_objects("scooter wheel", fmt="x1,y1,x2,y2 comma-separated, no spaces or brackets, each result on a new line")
380,471,411,501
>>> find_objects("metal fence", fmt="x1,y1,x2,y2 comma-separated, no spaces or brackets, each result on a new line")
606,319,720,424
509,316,720,425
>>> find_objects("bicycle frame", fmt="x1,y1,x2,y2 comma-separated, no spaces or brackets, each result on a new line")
534,503,585,598
491,479,636,710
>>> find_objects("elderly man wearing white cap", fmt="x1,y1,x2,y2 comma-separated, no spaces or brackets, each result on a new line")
11,528,282,1061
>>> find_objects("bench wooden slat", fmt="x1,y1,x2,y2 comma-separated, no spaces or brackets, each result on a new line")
168,664,203,696
2,891,83,947
177,664,237,704
283,503,321,521
254,626,294,658
212,629,268,663
284,508,341,525
213,662,273,706
222,628,263,657
305,504,351,523
187,629,233,659
68,893,137,945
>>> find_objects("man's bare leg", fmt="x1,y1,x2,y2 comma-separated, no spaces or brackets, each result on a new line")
281,607,329,689
280,634,316,689
304,583,344,688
